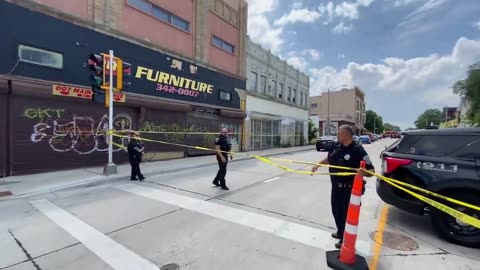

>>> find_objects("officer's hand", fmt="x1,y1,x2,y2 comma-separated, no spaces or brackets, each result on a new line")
221,157,227,163
357,169,371,177
230,155,233,160
311,165,319,175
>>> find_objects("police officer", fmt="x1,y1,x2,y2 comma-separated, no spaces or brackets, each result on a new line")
212,128,232,190
311,125,374,249
128,131,145,181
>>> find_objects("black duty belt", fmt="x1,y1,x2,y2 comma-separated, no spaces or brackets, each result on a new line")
337,183,353,188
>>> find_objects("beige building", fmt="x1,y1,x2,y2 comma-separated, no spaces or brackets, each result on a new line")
309,87,366,136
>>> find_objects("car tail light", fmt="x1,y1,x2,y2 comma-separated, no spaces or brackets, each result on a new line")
383,157,412,174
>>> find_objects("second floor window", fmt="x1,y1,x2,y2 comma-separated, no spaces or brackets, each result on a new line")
278,83,284,99
248,71,257,91
127,0,190,32
260,75,267,94
212,36,235,54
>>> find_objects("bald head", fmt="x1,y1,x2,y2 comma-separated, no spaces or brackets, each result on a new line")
337,125,355,145
221,128,228,136
339,125,354,137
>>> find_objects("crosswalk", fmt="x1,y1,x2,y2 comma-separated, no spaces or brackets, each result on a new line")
26,183,373,270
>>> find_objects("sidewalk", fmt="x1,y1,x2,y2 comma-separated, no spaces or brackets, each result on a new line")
0,145,314,200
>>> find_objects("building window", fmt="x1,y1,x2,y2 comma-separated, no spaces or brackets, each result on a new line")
310,103,318,109
18,44,63,69
248,71,257,91
300,92,303,105
212,35,235,54
271,80,276,95
293,89,297,103
356,100,360,110
222,122,240,145
278,83,284,99
220,91,231,101
260,75,267,94
127,0,190,32
304,93,308,106
287,86,292,102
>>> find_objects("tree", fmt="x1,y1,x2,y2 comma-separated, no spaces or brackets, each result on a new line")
452,62,480,125
365,110,384,134
383,123,401,131
308,119,319,144
414,109,443,129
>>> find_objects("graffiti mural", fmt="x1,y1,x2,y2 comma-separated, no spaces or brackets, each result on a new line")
24,107,132,154
140,121,216,147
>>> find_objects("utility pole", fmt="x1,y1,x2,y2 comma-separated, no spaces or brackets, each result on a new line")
325,84,347,136
103,49,117,175
327,87,330,136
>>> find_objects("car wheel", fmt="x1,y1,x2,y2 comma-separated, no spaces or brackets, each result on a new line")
430,191,480,248
316,147,321,152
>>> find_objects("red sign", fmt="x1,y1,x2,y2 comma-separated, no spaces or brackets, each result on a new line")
52,84,126,103
52,84,92,99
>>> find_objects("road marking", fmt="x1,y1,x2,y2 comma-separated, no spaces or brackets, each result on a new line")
369,205,389,270
116,184,373,256
30,199,159,270
264,177,280,183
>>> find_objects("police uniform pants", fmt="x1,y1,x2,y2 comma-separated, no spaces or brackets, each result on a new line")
331,182,352,242
129,157,143,180
214,157,228,186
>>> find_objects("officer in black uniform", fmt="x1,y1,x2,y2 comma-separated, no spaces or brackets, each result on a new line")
311,125,375,248
128,131,145,181
212,128,232,190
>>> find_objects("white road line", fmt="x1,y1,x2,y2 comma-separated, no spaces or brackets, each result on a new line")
264,177,280,183
30,199,159,270
116,184,372,256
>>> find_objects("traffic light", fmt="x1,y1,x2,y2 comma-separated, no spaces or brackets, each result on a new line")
88,54,105,89
117,60,132,91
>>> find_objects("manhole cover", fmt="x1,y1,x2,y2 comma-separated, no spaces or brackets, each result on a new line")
369,231,419,251
160,263,180,270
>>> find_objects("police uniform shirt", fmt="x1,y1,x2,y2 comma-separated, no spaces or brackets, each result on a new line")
128,139,142,159
327,141,374,183
215,135,231,158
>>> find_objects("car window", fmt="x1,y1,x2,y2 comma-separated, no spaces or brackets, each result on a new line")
450,139,480,160
410,135,479,157
394,135,423,154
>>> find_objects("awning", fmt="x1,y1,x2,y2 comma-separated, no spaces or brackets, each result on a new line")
220,109,247,119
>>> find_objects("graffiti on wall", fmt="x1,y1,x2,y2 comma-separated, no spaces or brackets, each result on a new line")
140,121,216,147
24,107,132,154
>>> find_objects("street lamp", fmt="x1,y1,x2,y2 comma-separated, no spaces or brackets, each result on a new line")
326,84,347,136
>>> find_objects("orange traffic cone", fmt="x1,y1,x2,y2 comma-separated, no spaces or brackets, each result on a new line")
326,161,369,270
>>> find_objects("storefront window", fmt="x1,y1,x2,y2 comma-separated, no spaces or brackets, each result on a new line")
221,122,240,145
251,119,281,150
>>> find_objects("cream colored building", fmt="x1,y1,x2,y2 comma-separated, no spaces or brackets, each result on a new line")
309,87,366,136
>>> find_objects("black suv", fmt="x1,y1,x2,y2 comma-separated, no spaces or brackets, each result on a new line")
376,128,480,248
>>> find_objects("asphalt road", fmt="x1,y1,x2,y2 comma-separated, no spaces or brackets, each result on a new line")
0,139,479,270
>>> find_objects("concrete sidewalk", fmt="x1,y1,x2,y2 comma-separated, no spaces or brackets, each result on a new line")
0,145,314,200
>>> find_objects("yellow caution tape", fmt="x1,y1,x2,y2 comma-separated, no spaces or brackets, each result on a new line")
111,131,480,224
376,174,480,229
111,133,354,175
255,156,357,176
363,170,480,212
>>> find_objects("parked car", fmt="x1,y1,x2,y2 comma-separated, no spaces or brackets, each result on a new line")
377,128,480,247
359,135,371,144
316,136,337,151
353,135,362,145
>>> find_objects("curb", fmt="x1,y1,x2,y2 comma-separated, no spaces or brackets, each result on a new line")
1,147,314,200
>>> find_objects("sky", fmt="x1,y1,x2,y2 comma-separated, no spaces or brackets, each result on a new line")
246,0,480,129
